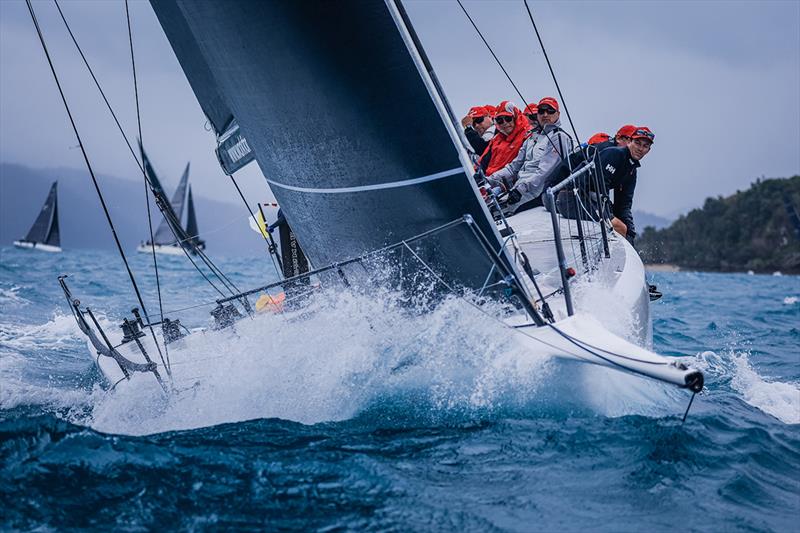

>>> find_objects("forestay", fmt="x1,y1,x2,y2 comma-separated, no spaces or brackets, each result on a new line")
150,0,527,297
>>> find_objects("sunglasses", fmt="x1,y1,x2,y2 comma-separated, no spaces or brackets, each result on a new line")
633,129,655,140
526,114,538,121
472,117,486,126
495,115,514,124
537,107,557,115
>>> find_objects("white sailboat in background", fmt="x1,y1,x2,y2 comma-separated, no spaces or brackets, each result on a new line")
136,154,205,256
14,181,62,253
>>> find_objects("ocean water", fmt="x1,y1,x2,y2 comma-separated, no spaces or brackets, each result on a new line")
1,246,798,531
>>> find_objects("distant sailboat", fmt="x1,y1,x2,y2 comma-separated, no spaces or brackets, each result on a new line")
136,157,205,256
14,181,62,252
184,185,205,251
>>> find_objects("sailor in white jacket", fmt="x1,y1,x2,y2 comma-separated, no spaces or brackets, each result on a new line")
487,97,573,210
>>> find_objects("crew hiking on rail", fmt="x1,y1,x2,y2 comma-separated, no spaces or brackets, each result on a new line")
461,97,655,246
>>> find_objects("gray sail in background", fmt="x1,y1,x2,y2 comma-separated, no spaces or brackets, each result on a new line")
150,0,522,293
141,145,189,246
23,181,59,246
185,185,203,248
170,163,190,225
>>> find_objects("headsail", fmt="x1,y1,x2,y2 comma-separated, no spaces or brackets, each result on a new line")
150,0,526,298
23,181,60,246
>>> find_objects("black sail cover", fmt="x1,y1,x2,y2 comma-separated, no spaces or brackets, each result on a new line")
151,0,524,295
24,181,60,246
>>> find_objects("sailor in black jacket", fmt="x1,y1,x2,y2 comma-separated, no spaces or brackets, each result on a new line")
594,127,655,243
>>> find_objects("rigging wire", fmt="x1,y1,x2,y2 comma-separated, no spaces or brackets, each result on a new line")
24,0,153,347
523,0,581,144
455,0,529,108
52,0,234,302
223,167,284,281
124,0,171,376
54,0,244,308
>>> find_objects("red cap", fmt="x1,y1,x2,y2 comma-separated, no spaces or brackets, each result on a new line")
494,100,518,117
615,124,637,138
523,103,538,115
467,106,488,119
588,132,611,145
537,97,559,112
631,126,655,143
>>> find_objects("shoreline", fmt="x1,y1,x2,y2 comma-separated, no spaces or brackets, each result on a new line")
645,264,799,275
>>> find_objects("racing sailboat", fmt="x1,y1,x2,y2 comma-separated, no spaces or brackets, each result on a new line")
136,157,205,255
14,181,61,252
47,0,702,402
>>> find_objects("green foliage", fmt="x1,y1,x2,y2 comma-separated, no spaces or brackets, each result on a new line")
638,176,800,273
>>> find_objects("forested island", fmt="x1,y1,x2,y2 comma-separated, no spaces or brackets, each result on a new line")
638,176,800,274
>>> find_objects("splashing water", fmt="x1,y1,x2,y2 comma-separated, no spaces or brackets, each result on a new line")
1,249,799,531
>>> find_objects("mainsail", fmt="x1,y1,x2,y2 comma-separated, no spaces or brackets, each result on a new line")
22,181,60,247
170,163,190,226
151,0,525,296
141,145,190,247
184,185,204,249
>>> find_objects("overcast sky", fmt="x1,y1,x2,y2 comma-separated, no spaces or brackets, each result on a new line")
1,0,798,218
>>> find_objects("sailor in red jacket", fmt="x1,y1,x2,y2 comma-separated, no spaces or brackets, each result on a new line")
477,101,530,176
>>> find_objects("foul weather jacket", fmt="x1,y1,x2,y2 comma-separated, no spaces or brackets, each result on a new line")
594,146,640,239
478,113,530,176
489,119,574,199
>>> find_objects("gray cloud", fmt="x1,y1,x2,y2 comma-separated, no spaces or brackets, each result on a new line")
1,0,798,220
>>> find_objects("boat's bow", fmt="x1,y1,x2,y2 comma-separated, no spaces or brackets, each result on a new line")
512,313,703,392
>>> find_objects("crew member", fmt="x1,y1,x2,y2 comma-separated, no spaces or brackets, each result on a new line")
476,101,530,176
595,126,655,243
594,124,636,151
461,105,495,155
523,102,540,134
487,97,573,211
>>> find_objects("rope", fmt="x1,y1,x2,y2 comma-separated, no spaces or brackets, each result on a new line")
682,392,697,423
455,0,528,107
25,0,153,346
52,0,235,303
523,0,581,145
224,168,283,281
125,0,171,377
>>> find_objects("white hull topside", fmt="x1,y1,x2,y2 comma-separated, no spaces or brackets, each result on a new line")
85,207,701,394
13,240,62,253
136,243,188,256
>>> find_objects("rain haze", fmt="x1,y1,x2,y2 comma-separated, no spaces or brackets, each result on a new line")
1,0,798,224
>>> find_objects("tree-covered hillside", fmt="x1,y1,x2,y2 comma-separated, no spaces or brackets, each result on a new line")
638,176,800,273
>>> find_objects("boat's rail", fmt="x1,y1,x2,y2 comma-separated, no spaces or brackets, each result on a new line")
542,150,613,316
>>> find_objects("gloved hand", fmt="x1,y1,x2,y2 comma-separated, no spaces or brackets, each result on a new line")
506,188,522,205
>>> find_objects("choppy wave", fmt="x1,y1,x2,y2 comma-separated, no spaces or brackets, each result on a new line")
2,249,800,531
